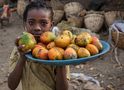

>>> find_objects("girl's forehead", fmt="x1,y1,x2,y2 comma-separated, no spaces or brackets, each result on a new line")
27,9,50,20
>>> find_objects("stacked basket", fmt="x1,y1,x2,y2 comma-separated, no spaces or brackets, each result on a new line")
64,2,85,28
110,20,124,49
104,11,124,26
84,11,104,32
112,31,124,49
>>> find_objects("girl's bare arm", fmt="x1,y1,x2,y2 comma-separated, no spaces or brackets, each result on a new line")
56,66,68,90
8,55,26,90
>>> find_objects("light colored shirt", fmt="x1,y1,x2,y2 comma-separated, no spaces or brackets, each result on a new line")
9,47,70,90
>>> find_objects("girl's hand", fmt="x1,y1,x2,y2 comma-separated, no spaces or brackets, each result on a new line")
15,37,27,59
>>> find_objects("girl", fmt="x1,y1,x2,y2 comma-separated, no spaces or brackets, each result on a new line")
8,0,68,90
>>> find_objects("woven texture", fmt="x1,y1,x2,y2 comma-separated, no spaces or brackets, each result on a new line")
84,11,104,32
104,11,124,26
112,31,124,49
64,2,83,16
60,0,90,10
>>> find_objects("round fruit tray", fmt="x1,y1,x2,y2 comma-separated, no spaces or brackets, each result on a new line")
25,40,110,66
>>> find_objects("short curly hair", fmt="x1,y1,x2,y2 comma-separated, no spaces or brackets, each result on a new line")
23,0,53,22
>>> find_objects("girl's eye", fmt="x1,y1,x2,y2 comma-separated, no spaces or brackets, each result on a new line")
28,21,34,25
40,21,48,26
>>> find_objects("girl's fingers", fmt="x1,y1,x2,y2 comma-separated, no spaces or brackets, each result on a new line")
17,45,30,54
17,45,27,56
17,45,25,52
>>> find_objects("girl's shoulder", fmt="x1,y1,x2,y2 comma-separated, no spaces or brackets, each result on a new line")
9,47,20,73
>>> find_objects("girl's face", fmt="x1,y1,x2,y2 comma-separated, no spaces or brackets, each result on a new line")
25,9,53,38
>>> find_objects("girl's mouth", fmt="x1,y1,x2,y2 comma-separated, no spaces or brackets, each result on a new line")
32,32,42,36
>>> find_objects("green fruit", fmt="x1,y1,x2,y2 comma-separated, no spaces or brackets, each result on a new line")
18,32,37,52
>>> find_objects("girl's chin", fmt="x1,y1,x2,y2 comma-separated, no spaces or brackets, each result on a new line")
34,35,40,37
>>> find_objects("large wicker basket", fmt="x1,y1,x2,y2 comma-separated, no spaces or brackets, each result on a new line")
104,11,124,26
84,11,104,32
104,11,120,26
110,20,124,49
112,30,124,49
64,2,83,17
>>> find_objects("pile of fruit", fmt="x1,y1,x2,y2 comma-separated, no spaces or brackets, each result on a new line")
19,31,103,60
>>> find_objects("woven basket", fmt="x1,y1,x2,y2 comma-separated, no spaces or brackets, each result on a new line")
64,2,83,17
109,20,124,49
84,12,104,32
112,31,124,49
104,11,119,26
53,10,64,25
105,11,124,27
17,0,28,18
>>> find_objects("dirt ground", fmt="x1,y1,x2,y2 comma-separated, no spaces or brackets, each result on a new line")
0,12,124,90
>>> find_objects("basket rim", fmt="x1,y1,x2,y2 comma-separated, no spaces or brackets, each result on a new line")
84,14,104,19
112,30,124,35
104,11,120,13
64,1,83,7
86,11,104,15
64,2,83,11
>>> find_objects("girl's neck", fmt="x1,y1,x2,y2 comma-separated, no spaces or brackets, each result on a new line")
35,36,40,42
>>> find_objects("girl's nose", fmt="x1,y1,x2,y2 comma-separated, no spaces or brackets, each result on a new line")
34,24,41,31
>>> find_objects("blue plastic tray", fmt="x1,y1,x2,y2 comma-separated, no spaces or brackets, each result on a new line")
25,40,110,66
